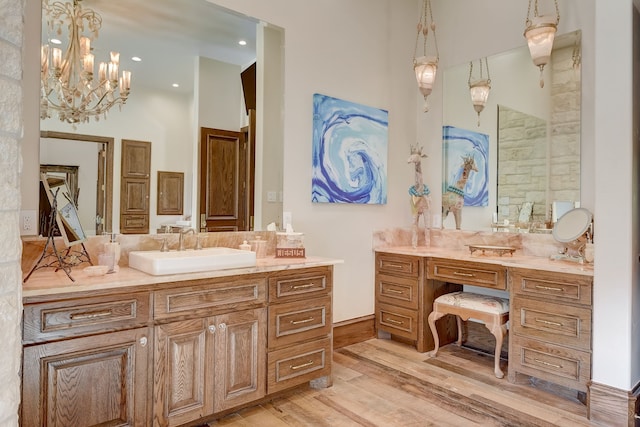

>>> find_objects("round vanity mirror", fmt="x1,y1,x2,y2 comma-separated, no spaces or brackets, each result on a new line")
552,207,592,243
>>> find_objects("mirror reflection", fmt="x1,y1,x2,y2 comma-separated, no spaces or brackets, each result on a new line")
443,30,581,231
38,0,284,235
40,172,87,246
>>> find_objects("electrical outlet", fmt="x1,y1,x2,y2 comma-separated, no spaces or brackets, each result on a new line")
21,210,37,235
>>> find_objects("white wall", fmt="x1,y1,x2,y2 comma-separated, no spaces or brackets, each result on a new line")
210,0,420,323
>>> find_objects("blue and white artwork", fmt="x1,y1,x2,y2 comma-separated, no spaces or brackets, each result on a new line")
442,125,489,207
312,93,388,204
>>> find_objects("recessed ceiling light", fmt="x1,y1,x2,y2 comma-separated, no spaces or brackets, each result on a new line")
238,40,247,46
131,56,142,62
172,83,179,88
50,38,62,45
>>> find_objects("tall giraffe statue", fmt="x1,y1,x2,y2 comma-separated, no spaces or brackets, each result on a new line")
407,145,431,248
442,155,477,230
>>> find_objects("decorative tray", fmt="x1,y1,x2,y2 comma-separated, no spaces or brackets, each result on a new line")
467,245,516,257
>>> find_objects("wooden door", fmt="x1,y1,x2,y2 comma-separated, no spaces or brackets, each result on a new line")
213,308,266,413
22,328,150,427
120,139,151,234
154,318,215,427
199,128,249,232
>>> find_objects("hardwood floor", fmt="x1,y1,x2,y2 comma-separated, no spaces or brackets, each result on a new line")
208,338,598,426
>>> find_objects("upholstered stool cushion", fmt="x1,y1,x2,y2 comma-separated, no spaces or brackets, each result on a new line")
434,291,509,315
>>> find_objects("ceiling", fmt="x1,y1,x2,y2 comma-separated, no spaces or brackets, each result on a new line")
41,0,258,95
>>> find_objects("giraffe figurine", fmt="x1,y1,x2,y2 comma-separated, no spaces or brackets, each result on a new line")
442,154,478,230
407,145,431,248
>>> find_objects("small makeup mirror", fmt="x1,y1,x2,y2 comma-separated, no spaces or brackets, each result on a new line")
41,172,87,247
551,207,593,262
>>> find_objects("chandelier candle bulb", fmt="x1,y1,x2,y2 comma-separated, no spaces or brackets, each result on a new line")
80,36,90,56
83,53,94,75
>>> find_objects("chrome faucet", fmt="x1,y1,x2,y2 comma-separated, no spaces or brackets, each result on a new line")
178,228,195,251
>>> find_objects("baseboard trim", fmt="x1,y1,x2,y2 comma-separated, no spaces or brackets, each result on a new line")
588,380,639,426
333,315,375,349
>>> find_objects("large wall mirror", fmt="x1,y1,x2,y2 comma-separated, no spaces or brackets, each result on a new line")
36,0,284,235
442,30,581,231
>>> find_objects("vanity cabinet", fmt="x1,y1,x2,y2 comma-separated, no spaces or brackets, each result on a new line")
21,292,152,427
267,266,333,393
508,267,593,392
375,252,460,352
22,264,335,426
153,275,267,426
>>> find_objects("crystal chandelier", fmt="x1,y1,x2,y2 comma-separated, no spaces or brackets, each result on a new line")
40,0,131,124
523,0,560,88
468,58,491,126
412,0,439,113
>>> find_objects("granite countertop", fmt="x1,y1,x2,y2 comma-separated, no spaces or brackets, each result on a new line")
375,246,593,276
22,256,343,300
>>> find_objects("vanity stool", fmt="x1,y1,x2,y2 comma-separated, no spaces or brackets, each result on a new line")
427,291,509,378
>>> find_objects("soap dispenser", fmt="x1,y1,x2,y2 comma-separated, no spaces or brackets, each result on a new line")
239,240,251,251
104,233,121,271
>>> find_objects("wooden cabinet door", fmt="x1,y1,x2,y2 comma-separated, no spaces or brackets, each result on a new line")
213,308,266,413
154,309,266,425
154,318,214,427
22,328,150,427
120,139,151,234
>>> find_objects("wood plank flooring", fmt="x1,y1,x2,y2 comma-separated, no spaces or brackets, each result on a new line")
208,338,598,426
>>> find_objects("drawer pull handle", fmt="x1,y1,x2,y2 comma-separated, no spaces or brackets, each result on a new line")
70,310,112,320
208,325,216,334
534,358,562,369
291,360,314,370
386,319,404,325
291,317,315,325
385,263,404,269
453,272,475,277
535,318,563,327
386,289,403,294
292,283,315,290
139,337,148,347
535,285,564,292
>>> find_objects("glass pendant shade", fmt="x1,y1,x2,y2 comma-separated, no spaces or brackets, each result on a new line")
524,16,557,67
469,80,491,114
414,56,438,111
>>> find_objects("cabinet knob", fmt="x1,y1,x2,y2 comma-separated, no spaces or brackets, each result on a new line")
218,323,226,330
208,324,216,334
139,336,148,347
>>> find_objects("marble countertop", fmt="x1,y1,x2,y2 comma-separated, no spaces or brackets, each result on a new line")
22,256,343,300
375,246,593,276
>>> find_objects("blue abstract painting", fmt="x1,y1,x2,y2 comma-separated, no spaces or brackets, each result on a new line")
442,125,489,207
312,94,388,204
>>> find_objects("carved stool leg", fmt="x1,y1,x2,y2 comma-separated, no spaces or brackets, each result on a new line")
427,310,446,357
485,318,506,379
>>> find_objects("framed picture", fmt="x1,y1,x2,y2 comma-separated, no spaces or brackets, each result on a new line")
312,93,388,204
40,172,87,247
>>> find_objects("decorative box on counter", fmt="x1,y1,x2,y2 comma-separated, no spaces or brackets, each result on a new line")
275,232,305,258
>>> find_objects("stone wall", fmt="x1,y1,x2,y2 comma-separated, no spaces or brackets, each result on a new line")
0,0,25,425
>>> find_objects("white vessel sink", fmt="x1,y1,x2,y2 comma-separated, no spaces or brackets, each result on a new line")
128,247,256,275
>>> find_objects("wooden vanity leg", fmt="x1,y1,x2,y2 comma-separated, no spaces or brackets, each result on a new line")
456,316,463,346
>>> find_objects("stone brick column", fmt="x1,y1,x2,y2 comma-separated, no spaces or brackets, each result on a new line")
0,0,25,425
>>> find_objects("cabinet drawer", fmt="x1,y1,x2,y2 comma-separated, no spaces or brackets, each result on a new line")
376,302,417,340
376,274,418,310
428,259,506,290
510,335,591,391
376,253,420,278
268,267,332,303
154,276,267,320
510,268,592,306
23,292,151,344
268,336,332,394
268,296,331,349
512,296,591,350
